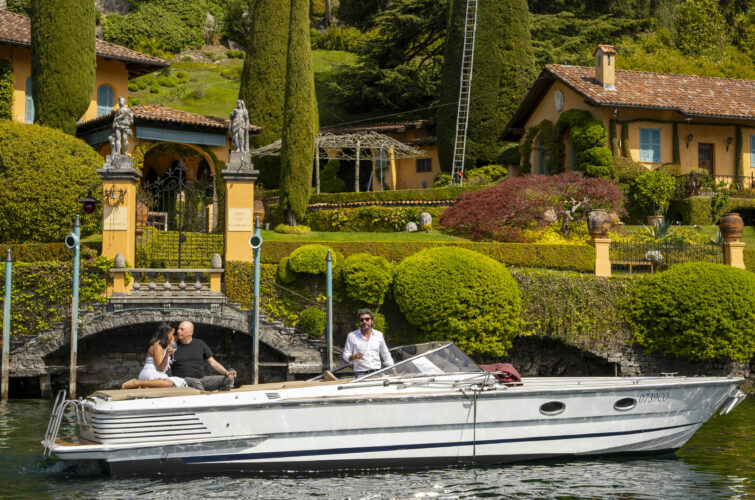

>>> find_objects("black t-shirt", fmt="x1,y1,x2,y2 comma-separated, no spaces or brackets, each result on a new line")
171,338,213,379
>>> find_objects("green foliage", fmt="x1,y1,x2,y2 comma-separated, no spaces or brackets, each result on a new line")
277,255,297,284
239,0,289,189
31,0,96,134
297,307,326,336
329,0,447,113
675,0,729,58
260,241,595,272
0,257,110,340
102,1,205,54
392,247,523,356
0,59,13,121
319,160,346,193
556,110,612,177
303,206,447,232
512,269,633,352
438,0,536,170
308,186,482,204
462,165,508,186
287,244,338,275
316,26,365,52
632,170,677,216
341,253,392,306
6,0,31,16
2,243,97,262
135,229,224,267
279,0,318,225
577,146,613,177
612,156,647,184
336,0,390,29
274,224,312,235
226,50,245,59
0,122,102,243
623,263,755,361
671,197,755,225
497,144,522,167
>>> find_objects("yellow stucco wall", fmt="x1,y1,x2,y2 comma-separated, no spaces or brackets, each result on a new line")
376,144,440,190
1,44,129,123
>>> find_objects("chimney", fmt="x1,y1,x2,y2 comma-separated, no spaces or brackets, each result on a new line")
593,44,616,90
0,1,6,10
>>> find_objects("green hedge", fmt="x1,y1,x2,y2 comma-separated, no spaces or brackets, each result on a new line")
0,257,110,340
512,269,633,353
0,58,12,121
745,248,755,272
257,241,594,272
303,206,448,232
2,243,98,262
670,197,755,225
342,253,392,307
307,186,483,204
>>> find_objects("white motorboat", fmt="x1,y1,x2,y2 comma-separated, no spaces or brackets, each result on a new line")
43,342,747,477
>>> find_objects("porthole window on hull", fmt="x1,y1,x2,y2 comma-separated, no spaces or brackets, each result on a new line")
614,397,637,411
539,401,565,415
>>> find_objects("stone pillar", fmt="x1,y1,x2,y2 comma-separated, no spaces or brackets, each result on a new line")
389,146,397,190
223,152,259,263
724,242,746,269
98,162,141,267
590,238,612,277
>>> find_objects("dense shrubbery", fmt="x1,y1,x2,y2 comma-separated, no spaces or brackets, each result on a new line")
0,58,12,121
297,307,326,336
392,247,523,356
341,253,392,306
274,224,311,235
623,263,755,361
0,122,102,243
3,243,98,262
631,170,677,217
319,160,346,193
286,244,339,275
306,186,482,204
314,26,365,51
304,206,447,232
612,156,647,184
433,165,507,187
440,172,624,242
102,1,205,55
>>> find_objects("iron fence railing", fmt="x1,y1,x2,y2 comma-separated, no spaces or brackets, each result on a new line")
676,172,755,198
610,240,723,273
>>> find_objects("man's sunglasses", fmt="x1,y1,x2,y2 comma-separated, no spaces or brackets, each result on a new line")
359,317,372,322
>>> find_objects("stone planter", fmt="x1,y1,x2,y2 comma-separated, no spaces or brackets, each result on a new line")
587,209,612,239
718,212,744,242
646,215,664,226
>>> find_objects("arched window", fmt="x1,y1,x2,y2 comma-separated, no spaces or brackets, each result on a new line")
97,84,115,117
538,137,547,174
25,76,35,124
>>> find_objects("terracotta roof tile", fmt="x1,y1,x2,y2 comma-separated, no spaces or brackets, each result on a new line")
0,10,168,75
78,104,261,133
320,119,434,135
546,64,755,121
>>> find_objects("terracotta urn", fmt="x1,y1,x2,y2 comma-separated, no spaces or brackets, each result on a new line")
718,212,744,242
646,215,664,226
135,200,149,235
587,209,612,239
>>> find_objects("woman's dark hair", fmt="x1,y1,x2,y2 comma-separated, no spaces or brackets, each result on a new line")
150,323,174,348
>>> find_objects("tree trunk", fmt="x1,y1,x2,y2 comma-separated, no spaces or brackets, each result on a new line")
324,0,332,26
355,141,361,192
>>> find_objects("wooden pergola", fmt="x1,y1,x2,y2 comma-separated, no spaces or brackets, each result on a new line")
251,132,426,193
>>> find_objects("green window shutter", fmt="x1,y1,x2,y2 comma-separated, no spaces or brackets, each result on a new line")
651,129,661,162
640,128,661,162
96,85,114,117
751,135,755,169
25,77,35,124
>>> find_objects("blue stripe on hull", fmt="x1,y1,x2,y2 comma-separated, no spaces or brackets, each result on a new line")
182,422,698,464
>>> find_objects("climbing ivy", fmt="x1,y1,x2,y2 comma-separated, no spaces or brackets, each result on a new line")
0,59,13,121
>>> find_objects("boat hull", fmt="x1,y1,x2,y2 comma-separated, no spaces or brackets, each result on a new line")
48,376,744,476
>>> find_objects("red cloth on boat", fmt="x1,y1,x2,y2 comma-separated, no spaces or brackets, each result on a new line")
477,363,522,383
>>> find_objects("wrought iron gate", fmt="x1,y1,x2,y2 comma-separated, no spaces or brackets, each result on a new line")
136,160,223,268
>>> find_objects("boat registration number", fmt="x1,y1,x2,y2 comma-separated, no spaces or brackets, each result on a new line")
638,392,670,403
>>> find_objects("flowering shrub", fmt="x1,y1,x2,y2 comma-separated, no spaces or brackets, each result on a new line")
440,172,625,242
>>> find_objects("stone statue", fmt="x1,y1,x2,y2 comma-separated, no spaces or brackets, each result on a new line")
111,97,134,155
229,99,250,153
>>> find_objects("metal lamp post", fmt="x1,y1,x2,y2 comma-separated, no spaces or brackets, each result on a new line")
65,216,81,399
249,217,263,384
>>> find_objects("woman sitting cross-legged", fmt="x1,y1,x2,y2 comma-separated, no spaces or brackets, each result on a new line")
121,323,187,389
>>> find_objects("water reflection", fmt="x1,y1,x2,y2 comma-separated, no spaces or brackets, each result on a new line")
1,399,752,499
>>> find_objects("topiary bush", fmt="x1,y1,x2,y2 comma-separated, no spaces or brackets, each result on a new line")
319,159,346,193
274,224,311,235
277,255,296,284
341,253,392,306
287,244,339,275
631,170,677,217
613,156,647,184
392,247,524,356
0,122,102,243
297,307,326,336
623,262,755,361
577,146,613,177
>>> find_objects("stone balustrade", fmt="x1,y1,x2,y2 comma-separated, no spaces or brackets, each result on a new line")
108,268,224,297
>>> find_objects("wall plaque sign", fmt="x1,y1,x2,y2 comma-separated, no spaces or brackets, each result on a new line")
228,208,252,232
103,206,128,231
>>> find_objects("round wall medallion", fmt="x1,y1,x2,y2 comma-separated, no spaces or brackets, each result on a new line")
554,90,564,111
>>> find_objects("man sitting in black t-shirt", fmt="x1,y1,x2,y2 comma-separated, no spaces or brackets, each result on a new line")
172,321,237,391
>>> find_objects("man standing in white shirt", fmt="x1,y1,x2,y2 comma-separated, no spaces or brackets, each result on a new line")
343,309,394,376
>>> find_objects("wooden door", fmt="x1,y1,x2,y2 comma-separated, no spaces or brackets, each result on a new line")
698,143,714,174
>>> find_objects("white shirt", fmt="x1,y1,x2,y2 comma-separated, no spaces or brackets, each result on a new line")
342,329,394,372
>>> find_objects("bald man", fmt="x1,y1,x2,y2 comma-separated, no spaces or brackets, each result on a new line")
171,321,237,391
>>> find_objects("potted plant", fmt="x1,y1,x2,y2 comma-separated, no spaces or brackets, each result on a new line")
632,170,676,225
718,213,744,242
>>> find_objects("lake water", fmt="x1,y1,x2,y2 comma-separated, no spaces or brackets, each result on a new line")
1,398,752,499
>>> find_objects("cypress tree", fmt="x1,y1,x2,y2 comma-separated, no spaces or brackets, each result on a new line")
238,0,290,189
279,0,318,225
31,0,96,135
437,0,536,172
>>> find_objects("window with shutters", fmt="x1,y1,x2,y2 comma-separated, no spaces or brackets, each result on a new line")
97,85,115,117
639,128,661,163
25,77,34,124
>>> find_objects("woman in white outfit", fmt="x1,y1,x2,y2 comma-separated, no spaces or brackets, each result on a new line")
121,324,187,389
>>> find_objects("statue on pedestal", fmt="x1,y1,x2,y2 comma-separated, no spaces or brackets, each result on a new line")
104,97,135,170
229,99,249,153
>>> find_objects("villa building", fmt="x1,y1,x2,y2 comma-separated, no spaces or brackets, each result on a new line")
504,44,755,184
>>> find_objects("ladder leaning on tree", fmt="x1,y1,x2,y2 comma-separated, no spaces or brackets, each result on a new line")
450,0,479,187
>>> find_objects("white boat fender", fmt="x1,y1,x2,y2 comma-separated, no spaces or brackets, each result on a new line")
719,389,746,416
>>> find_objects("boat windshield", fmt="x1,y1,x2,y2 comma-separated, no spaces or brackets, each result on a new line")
361,343,481,380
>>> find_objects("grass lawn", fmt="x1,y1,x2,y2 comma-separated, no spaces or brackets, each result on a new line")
128,49,389,126
259,230,469,242
618,225,755,245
